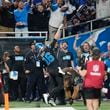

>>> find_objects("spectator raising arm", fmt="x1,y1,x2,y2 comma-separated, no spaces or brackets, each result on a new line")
73,33,79,51
14,0,32,37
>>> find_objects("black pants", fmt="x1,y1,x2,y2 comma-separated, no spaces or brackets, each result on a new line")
25,71,46,100
0,89,4,105
9,79,19,100
82,87,101,106
2,74,9,93
9,76,27,100
48,73,65,101
18,76,27,99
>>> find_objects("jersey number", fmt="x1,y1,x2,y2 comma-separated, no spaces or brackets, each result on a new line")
43,52,55,65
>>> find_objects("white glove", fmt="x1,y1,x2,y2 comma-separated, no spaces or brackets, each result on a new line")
58,67,65,75
58,24,64,32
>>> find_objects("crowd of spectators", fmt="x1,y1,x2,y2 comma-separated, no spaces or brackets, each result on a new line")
0,0,97,39
0,0,110,109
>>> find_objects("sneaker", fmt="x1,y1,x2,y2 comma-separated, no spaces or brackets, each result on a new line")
24,98,32,103
21,98,25,102
43,93,49,104
48,99,56,106
0,103,4,107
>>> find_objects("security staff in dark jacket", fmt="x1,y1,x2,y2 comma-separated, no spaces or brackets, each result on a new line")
25,42,46,102
10,46,26,101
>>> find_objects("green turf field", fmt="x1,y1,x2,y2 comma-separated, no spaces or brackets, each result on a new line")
2,100,109,110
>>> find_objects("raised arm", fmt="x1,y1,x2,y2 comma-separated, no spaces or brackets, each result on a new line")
54,24,64,40
49,24,63,50
89,34,96,47
73,33,79,51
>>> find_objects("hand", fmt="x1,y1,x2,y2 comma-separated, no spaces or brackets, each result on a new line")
89,34,94,41
16,22,23,26
31,4,34,8
76,66,81,71
61,6,68,12
47,7,51,11
66,71,72,75
5,0,10,3
25,70,30,74
75,33,79,40
58,67,65,75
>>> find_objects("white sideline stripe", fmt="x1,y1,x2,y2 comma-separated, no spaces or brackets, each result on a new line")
1,107,76,110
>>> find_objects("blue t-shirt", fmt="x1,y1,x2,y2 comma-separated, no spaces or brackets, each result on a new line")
33,0,42,5
51,3,59,11
14,3,30,26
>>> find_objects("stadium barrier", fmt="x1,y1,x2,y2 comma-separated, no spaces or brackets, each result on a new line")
0,16,110,38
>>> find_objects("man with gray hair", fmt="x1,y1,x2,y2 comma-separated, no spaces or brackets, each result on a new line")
102,42,110,58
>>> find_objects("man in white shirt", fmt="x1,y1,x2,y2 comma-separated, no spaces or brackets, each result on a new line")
49,0,75,41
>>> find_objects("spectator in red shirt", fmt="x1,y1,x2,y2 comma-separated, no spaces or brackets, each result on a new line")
78,48,106,110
